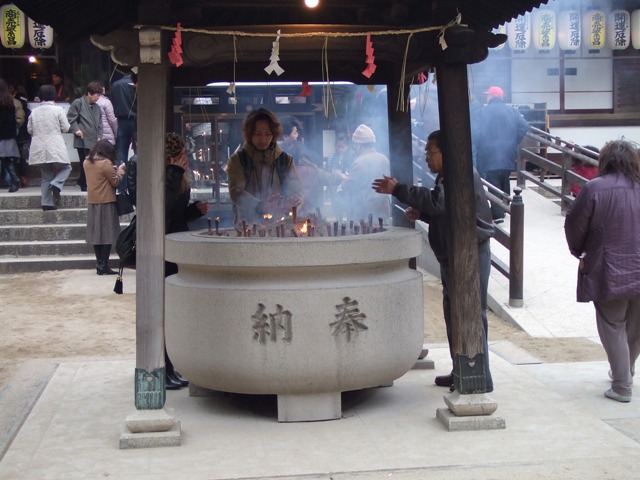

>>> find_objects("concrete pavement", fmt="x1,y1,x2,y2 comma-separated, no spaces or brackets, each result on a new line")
1,184,639,480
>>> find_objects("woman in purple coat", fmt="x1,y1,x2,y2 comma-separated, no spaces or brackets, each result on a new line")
565,140,640,403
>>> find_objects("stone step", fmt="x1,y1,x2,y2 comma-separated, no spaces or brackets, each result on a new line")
0,188,132,274
0,224,88,242
0,192,88,210
0,208,87,225
0,239,94,256
0,254,101,274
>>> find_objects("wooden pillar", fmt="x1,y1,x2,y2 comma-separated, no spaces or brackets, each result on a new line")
134,53,169,409
436,62,488,394
385,79,414,228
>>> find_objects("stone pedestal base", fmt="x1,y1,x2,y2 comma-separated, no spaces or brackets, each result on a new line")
412,346,435,370
277,393,341,422
436,392,505,431
119,408,181,449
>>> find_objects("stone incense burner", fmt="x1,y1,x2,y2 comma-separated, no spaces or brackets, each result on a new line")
165,225,423,422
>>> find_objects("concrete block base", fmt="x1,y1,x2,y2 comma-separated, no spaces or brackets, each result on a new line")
443,391,498,416
124,408,177,433
119,422,182,449
436,408,506,431
412,358,435,370
277,393,341,422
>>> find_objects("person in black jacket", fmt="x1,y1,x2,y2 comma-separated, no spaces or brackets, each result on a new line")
0,79,21,192
372,130,495,392
110,70,137,170
127,132,208,389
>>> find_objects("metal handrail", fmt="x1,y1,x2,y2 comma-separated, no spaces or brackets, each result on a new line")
516,126,599,215
484,184,524,308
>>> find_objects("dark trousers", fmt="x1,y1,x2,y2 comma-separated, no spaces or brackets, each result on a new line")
75,147,90,191
0,157,20,188
594,299,640,397
116,117,137,192
440,240,493,390
483,169,511,220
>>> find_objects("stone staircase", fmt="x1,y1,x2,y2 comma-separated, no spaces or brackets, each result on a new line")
0,187,103,273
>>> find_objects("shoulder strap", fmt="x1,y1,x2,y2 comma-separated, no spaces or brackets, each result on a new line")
275,152,289,189
239,149,253,184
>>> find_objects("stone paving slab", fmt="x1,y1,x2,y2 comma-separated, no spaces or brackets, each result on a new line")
1,348,638,480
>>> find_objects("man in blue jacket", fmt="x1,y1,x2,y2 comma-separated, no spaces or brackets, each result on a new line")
474,86,529,223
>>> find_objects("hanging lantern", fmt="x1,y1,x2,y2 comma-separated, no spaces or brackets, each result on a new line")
28,18,54,49
507,13,531,51
0,4,25,49
532,9,556,50
633,10,640,49
491,24,507,50
558,10,581,50
583,9,606,50
607,10,630,50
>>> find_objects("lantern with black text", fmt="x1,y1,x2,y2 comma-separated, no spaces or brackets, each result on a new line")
583,9,606,50
558,10,581,50
630,10,640,49
507,13,531,51
0,4,25,49
533,9,556,51
28,18,54,49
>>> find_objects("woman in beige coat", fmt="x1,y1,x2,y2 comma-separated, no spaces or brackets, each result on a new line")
84,139,126,275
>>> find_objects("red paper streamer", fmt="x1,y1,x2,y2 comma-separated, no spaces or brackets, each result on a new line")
168,23,183,67
299,81,312,96
361,34,377,79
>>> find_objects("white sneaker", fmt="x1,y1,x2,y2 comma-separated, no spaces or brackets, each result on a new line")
604,388,632,403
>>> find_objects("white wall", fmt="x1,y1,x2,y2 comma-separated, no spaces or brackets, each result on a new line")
549,126,640,148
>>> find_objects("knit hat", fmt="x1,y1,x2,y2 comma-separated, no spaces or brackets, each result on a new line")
484,86,504,99
351,124,376,144
165,132,185,158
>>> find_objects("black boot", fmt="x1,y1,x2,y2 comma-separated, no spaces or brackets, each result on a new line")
93,245,102,275
95,245,117,275
100,244,117,275
165,351,188,388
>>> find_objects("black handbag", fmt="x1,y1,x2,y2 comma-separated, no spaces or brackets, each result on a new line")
115,189,134,216
114,215,136,294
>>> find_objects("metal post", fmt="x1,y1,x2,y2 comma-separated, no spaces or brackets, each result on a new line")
560,152,573,215
509,188,524,307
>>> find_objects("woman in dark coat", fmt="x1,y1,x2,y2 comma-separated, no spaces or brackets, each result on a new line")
565,140,640,403
0,79,21,192
164,132,208,388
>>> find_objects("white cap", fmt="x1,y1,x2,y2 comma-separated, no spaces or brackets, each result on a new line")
351,124,376,144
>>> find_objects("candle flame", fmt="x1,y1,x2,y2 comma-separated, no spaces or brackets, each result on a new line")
263,214,273,220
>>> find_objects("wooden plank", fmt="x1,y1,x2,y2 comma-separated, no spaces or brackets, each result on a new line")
436,63,484,363
136,62,169,378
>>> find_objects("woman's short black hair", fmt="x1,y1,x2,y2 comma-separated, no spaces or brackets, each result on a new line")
38,85,56,102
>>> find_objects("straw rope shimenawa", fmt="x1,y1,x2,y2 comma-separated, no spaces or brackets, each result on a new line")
134,14,464,39
133,14,464,114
